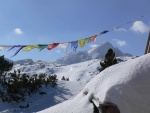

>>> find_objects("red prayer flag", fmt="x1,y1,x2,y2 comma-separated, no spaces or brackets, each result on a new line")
47,43,59,50
90,35,99,42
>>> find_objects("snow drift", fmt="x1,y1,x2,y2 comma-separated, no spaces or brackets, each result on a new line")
38,53,150,113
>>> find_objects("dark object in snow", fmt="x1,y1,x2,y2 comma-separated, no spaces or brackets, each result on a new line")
98,102,120,113
39,92,46,95
20,103,29,109
91,97,120,113
61,76,69,81
100,48,117,71
90,94,120,113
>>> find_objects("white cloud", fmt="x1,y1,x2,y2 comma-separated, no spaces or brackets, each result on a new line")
14,28,23,35
113,39,127,47
130,21,150,33
89,44,98,48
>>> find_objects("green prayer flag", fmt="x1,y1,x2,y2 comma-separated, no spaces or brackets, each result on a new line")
37,44,48,51
85,37,91,43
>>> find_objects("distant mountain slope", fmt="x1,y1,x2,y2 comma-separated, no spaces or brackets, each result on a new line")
13,59,34,65
54,42,132,65
11,56,133,82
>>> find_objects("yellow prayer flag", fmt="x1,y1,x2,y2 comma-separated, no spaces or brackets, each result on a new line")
78,39,86,48
22,45,39,51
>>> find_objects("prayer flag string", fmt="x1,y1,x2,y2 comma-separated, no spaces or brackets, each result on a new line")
0,17,143,57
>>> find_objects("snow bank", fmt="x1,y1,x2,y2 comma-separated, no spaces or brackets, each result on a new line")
38,54,150,113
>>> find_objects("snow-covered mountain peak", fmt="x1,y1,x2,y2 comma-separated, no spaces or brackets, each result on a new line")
88,41,113,53
54,41,132,65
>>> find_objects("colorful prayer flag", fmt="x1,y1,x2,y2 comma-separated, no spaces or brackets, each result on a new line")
37,44,48,51
22,45,39,51
100,30,109,34
0,46,12,51
12,46,26,57
47,43,59,50
71,41,78,51
8,45,25,51
0,19,135,57
90,35,99,42
78,39,86,48
85,37,91,43
6,45,26,57
57,43,69,51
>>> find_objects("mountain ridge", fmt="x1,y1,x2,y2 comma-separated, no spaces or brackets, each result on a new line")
53,42,132,65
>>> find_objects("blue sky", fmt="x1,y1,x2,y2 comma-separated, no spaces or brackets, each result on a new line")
0,0,150,61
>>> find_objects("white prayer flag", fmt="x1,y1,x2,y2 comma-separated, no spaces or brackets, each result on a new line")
0,46,12,51
57,43,69,51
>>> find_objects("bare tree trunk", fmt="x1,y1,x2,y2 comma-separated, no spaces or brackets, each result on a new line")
145,31,150,54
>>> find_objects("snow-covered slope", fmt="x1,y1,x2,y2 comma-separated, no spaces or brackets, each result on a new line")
1,58,104,113
12,59,100,82
54,42,132,65
12,56,133,82
38,54,150,113
0,53,142,113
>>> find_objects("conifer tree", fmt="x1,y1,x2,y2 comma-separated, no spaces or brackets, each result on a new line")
0,55,13,85
0,55,58,103
0,55,13,75
100,49,117,70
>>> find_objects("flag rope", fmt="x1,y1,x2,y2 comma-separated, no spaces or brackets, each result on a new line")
0,16,144,57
